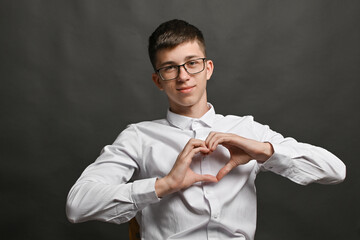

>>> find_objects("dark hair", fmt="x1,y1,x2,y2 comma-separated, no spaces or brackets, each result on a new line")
148,19,206,70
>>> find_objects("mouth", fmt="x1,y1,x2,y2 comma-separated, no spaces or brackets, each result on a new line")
177,85,196,93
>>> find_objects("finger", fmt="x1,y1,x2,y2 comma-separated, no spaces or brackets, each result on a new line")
208,134,227,152
216,162,236,181
182,138,207,156
204,131,216,147
185,146,210,160
205,132,222,151
176,146,210,169
193,173,218,183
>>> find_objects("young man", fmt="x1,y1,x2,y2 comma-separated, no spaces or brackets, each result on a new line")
66,19,346,239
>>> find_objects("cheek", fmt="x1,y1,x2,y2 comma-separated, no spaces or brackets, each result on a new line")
162,83,176,94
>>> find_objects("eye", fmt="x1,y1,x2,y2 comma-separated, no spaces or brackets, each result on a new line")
186,60,200,68
162,65,177,72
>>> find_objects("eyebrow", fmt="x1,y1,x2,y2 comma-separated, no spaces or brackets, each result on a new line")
157,55,202,68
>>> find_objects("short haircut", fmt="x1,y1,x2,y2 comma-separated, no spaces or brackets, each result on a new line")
148,19,206,71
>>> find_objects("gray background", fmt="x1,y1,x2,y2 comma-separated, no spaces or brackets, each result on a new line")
1,0,359,239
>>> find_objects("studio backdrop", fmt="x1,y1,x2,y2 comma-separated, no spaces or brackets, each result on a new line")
0,0,359,239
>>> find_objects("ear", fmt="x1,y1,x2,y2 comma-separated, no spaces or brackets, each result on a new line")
205,60,214,80
152,73,164,91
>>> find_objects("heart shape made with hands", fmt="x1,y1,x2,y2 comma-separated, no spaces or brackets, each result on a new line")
201,132,273,180
202,141,253,181
156,133,272,197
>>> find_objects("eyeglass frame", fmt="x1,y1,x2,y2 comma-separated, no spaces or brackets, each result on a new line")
155,58,207,81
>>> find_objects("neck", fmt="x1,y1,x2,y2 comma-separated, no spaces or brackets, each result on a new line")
171,105,209,118
169,97,209,118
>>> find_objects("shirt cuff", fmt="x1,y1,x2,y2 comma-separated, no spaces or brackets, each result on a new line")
261,143,316,185
261,143,295,175
131,178,161,209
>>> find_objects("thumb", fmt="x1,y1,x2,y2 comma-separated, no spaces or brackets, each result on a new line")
216,162,237,181
194,173,218,183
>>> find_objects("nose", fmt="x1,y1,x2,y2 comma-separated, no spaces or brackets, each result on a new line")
177,65,190,82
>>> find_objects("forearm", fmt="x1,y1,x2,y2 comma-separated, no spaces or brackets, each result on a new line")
261,140,346,185
66,178,159,224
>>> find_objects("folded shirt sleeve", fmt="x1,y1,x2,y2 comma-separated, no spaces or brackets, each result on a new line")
66,124,160,224
253,120,346,185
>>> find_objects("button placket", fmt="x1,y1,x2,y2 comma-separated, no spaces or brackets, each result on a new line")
193,124,221,221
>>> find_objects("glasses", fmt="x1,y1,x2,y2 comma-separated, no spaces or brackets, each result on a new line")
156,58,207,81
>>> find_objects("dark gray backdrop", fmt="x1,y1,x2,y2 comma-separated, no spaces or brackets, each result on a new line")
1,0,359,239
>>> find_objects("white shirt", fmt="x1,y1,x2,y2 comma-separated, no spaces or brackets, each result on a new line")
66,104,345,240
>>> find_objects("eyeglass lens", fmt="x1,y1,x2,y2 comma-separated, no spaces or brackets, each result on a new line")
158,58,205,80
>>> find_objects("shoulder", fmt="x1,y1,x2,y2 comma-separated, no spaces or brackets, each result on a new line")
217,114,256,125
224,114,272,131
114,118,169,140
215,113,274,140
129,118,169,131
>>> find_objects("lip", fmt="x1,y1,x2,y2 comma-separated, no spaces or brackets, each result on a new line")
177,85,196,93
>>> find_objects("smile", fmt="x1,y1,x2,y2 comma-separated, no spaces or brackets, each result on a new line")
177,86,195,93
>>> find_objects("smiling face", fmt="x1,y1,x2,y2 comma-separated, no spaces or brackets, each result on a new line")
152,41,214,118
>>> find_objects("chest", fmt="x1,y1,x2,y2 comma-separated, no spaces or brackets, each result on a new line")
136,122,259,179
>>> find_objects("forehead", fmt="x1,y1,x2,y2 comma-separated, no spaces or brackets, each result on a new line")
155,41,205,66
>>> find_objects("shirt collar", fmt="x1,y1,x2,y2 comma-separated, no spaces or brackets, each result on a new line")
166,103,216,130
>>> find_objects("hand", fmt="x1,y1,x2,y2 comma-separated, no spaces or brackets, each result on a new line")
155,138,218,198
205,132,274,180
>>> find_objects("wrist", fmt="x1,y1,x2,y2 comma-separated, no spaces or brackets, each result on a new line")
258,142,274,163
155,176,176,198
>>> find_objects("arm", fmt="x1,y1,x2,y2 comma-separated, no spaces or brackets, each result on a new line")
256,121,345,185
204,126,346,185
66,125,159,224
260,136,346,185
66,128,218,222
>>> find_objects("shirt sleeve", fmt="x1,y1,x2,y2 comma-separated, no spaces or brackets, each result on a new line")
253,121,346,185
66,124,160,224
